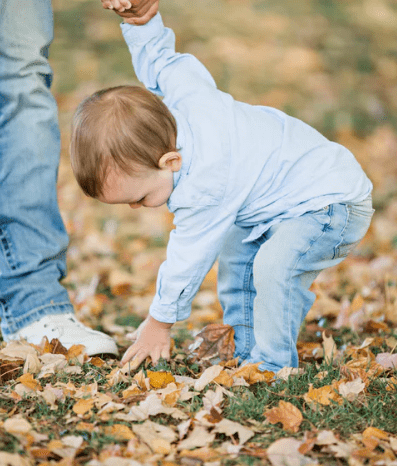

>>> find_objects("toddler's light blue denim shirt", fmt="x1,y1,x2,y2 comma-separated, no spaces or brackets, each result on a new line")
120,14,372,324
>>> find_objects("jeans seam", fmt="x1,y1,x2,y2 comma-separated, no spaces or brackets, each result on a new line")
241,250,257,359
332,204,349,259
0,227,17,271
286,222,330,366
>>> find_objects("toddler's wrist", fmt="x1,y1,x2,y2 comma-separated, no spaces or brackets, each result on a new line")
148,315,173,329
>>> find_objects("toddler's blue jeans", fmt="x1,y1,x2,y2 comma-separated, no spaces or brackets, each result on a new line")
218,195,374,372
0,0,74,338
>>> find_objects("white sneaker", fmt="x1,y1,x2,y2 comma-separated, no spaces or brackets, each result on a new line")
3,313,119,356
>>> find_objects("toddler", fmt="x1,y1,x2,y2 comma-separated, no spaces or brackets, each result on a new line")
70,3,374,372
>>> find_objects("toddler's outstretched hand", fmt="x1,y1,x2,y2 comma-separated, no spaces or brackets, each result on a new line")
101,0,159,25
120,315,172,369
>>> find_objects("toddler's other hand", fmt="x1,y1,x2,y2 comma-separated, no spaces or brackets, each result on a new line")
101,0,159,25
120,315,172,369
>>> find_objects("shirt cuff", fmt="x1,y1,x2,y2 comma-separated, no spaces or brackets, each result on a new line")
149,304,191,324
120,12,164,45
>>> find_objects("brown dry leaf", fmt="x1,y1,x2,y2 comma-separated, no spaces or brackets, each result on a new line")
212,418,254,444
72,398,95,415
0,360,24,382
304,384,342,406
264,400,303,433
18,373,42,391
193,323,235,361
232,362,275,385
147,370,175,389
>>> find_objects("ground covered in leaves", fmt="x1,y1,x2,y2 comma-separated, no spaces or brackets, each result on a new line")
1,0,397,465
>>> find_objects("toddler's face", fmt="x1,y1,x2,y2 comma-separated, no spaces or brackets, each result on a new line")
98,162,175,209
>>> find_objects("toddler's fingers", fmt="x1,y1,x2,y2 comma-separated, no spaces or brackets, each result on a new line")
101,0,113,9
160,347,171,361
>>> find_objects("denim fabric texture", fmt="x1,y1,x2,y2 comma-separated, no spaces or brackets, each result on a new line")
0,0,74,337
120,14,373,326
219,195,374,372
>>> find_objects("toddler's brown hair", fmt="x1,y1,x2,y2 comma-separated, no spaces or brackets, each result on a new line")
70,85,177,198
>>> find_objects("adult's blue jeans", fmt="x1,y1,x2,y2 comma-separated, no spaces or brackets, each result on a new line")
0,0,74,338
218,195,374,373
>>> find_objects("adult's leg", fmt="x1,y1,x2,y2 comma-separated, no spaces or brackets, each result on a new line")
249,198,373,372
218,224,260,361
0,0,74,338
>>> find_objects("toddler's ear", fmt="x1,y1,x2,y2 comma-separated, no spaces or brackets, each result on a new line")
158,151,182,172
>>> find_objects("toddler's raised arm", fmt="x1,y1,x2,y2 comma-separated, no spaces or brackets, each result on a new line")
120,13,218,104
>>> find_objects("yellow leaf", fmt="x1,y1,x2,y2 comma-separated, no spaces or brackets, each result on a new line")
147,370,175,389
17,373,42,391
213,370,234,388
304,384,342,406
232,363,274,385
66,345,86,361
73,398,94,415
264,400,303,433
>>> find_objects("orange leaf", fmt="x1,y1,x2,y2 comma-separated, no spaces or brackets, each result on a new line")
232,363,274,385
304,384,342,406
103,424,136,440
73,398,94,415
213,370,234,388
17,373,42,391
264,400,303,433
147,370,175,389
66,345,86,361
89,357,106,368
194,324,235,361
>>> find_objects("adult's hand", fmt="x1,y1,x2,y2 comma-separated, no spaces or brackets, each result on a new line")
102,0,159,25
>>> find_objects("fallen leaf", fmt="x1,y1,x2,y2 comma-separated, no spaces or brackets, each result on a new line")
194,365,223,391
132,420,177,454
127,393,188,420
3,417,32,435
375,352,397,369
193,324,235,361
304,384,342,406
73,398,95,415
177,425,216,450
103,424,136,440
23,353,42,375
338,377,365,401
17,373,42,391
0,452,31,466
322,332,338,364
212,418,254,444
265,401,303,433
147,370,175,389
232,362,274,385
267,437,315,466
